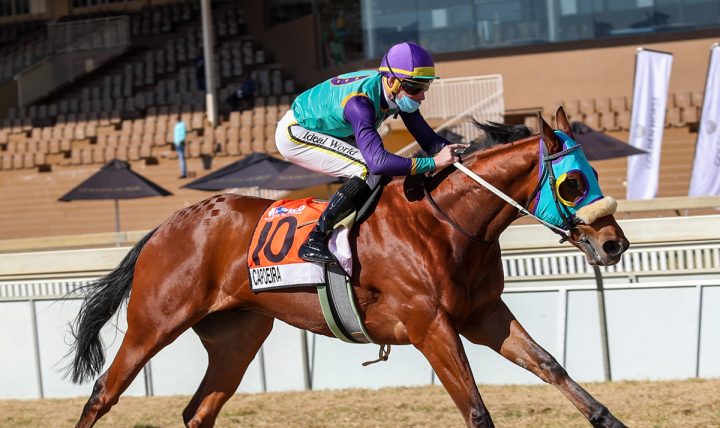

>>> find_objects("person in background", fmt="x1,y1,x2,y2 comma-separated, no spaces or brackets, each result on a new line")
239,73,257,110
226,73,258,111
274,41,465,264
173,117,187,179
194,50,206,92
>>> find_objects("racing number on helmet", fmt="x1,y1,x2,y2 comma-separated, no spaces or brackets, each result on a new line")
251,216,298,264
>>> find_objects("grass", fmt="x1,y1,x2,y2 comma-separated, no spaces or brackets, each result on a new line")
0,378,718,427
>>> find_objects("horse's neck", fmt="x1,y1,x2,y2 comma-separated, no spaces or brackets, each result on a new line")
427,138,539,243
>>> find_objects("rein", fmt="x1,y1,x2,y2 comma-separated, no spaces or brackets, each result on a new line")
423,140,578,243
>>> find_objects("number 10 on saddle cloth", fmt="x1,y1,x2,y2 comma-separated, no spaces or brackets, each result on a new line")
248,198,353,291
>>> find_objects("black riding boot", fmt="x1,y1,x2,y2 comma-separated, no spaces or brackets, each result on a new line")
299,176,370,264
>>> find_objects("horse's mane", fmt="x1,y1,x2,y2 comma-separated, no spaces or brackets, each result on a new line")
461,120,534,156
398,120,535,202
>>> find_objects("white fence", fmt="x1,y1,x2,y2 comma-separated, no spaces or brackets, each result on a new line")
1,216,719,399
419,74,504,121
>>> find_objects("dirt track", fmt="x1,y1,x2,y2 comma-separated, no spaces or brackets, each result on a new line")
1,378,719,427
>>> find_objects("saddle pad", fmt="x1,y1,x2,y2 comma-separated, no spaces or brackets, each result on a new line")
248,198,352,291
249,198,325,290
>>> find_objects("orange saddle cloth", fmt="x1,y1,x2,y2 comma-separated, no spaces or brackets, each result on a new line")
248,198,329,291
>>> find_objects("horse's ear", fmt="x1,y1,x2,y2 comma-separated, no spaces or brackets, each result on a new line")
555,106,574,140
540,114,562,154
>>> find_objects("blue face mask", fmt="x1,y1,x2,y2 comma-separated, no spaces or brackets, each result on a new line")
532,131,605,228
396,94,421,113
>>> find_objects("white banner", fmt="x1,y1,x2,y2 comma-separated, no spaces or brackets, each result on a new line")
627,49,673,200
689,43,720,196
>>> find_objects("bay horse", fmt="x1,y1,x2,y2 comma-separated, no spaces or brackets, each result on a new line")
69,107,629,428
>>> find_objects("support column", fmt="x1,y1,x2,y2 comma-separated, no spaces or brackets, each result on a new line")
201,0,218,126
546,0,558,42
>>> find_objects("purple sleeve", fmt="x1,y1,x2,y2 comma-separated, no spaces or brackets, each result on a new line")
400,111,449,155
343,96,413,176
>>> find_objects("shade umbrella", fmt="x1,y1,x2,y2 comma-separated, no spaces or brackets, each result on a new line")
570,121,648,161
58,159,172,232
182,152,291,191
261,163,341,190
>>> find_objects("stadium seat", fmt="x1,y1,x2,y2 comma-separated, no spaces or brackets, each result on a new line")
128,144,141,161
70,149,82,165
188,140,201,158
23,152,35,168
36,140,48,154
139,142,152,158
34,152,46,167
583,112,601,130
92,146,104,164
595,98,610,113
0,154,11,170
673,92,691,108
665,107,683,127
116,145,129,161
104,146,116,161
692,92,703,109
616,110,631,130
81,148,93,165
681,106,698,124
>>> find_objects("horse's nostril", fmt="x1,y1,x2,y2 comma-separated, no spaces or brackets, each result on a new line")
602,240,622,256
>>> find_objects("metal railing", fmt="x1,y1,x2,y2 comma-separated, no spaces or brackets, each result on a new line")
15,16,130,106
2,215,719,293
502,242,720,280
0,37,54,83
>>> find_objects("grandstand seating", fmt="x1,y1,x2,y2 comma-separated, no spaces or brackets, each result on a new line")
0,1,305,239
0,0,295,171
0,0,708,240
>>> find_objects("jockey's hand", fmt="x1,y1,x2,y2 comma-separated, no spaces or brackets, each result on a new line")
433,143,469,171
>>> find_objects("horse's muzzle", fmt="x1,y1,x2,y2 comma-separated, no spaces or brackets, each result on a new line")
570,229,629,266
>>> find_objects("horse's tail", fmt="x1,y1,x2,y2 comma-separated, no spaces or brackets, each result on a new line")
67,227,158,384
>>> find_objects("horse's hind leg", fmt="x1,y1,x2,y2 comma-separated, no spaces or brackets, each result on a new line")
461,300,627,428
76,268,208,428
183,310,274,428
76,313,198,428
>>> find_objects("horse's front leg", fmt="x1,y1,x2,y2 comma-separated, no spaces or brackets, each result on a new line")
461,299,626,428
405,307,494,428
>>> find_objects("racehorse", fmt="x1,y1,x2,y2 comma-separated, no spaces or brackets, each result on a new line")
69,107,629,428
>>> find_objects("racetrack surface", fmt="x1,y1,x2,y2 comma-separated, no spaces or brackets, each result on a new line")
1,378,718,427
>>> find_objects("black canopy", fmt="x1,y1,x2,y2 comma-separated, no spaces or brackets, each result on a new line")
184,152,339,191
59,159,172,232
182,152,289,191
570,122,647,161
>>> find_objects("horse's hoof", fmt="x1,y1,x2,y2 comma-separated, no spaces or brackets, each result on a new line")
469,408,494,428
589,405,627,428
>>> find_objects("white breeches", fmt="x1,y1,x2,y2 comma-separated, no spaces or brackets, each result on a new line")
275,109,368,179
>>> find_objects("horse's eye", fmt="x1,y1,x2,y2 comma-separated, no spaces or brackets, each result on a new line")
557,172,587,206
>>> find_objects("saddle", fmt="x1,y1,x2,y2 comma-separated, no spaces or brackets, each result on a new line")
247,177,386,344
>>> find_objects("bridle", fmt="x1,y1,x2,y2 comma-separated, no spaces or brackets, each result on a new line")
423,138,583,244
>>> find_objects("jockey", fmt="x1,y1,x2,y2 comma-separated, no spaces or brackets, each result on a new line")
275,41,464,264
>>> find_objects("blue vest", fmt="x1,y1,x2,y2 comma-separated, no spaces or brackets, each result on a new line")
291,71,395,138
